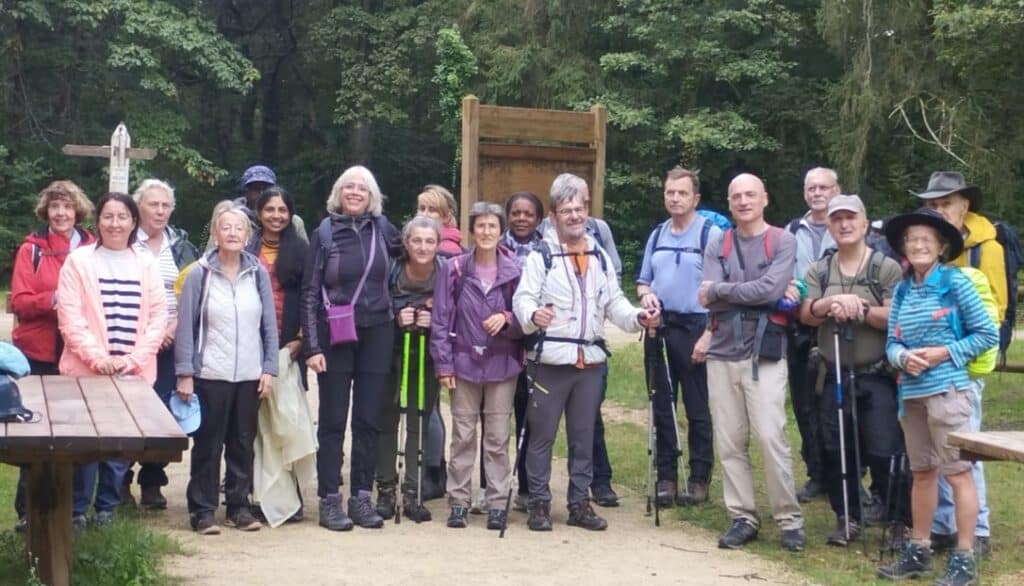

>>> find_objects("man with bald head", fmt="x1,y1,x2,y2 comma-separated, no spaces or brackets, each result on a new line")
698,173,805,551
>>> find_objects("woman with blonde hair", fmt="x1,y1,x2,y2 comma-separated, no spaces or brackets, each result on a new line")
417,184,463,257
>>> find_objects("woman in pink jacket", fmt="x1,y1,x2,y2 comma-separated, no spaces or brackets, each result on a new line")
57,192,167,531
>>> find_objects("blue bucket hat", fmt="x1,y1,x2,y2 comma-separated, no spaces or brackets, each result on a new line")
169,394,201,435
240,165,277,188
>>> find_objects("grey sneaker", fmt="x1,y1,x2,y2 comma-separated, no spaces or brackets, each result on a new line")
676,481,709,506
72,514,88,534
781,527,806,552
319,494,354,531
655,480,676,508
94,510,114,528
973,536,990,559
375,485,397,519
877,541,932,580
348,493,384,529
826,516,862,547
567,500,607,531
934,550,977,586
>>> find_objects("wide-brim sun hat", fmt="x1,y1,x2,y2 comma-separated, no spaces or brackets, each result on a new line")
169,393,201,435
884,206,964,262
913,171,981,211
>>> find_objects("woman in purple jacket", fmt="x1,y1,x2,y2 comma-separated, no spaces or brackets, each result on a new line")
431,202,523,530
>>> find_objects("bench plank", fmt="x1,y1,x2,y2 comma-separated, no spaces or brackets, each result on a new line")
77,377,144,452
113,377,188,453
43,376,99,452
949,431,1024,464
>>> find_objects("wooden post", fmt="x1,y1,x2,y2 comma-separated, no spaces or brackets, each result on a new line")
61,122,157,193
26,461,74,586
460,96,480,246
590,104,607,219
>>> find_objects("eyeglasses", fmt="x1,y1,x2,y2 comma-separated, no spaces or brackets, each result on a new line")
555,206,587,218
341,183,369,194
903,236,939,247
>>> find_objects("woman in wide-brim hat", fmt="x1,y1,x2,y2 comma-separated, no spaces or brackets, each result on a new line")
878,207,997,582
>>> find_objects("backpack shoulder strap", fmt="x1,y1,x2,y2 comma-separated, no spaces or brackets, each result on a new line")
967,245,981,268
699,217,713,251
31,244,41,273
786,218,801,235
316,217,332,253
864,249,886,305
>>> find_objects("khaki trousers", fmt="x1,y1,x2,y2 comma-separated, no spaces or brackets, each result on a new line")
707,358,803,530
446,377,516,508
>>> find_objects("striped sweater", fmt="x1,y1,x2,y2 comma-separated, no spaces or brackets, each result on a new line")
886,264,998,407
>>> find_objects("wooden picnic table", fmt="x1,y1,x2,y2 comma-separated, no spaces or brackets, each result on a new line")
0,375,188,586
948,431,1024,464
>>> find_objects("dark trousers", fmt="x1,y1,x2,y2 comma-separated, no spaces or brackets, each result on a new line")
650,315,714,485
15,359,59,519
125,347,175,489
316,321,394,498
186,378,259,516
787,326,823,484
820,370,907,522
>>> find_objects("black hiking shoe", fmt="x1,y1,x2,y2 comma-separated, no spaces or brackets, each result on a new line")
796,479,824,503
140,486,167,510
319,494,354,532
781,528,806,552
934,550,977,586
225,507,262,531
876,541,932,580
863,494,886,526
826,516,862,547
527,501,552,532
973,536,990,559
931,531,959,554
190,512,221,535
591,485,619,507
676,481,709,506
349,493,384,528
655,480,676,509
402,492,431,523
487,508,507,531
447,506,468,528
718,518,758,549
567,500,608,531
375,486,397,519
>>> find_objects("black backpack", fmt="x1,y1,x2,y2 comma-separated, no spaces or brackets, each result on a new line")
966,220,1022,362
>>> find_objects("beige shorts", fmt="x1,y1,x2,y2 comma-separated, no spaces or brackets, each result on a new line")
899,390,973,476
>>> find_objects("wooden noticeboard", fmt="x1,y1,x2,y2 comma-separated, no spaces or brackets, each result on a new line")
459,95,607,241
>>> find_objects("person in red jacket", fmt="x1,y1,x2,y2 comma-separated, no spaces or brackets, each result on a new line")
8,179,95,532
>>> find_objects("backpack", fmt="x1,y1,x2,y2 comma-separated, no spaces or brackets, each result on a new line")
697,208,732,231
815,249,887,305
648,217,713,266
965,220,1021,363
717,226,784,282
892,265,999,376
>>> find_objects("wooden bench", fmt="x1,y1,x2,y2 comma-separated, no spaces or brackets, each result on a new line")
0,375,189,586
948,431,1024,464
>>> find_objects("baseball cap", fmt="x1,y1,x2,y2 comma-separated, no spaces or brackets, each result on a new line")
827,194,865,216
240,165,277,188
169,393,202,435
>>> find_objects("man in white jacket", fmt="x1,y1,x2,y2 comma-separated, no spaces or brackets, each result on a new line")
513,173,660,532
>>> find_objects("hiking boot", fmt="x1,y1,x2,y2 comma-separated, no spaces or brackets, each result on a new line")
591,485,619,507
190,513,221,535
796,479,824,503
934,550,977,586
877,541,932,580
402,492,432,523
225,508,261,531
470,490,487,515
863,496,887,527
375,485,397,519
931,532,959,554
527,501,552,532
94,510,114,528
140,486,167,510
72,514,88,534
973,536,990,559
655,480,677,509
319,494,354,531
13,517,26,534
487,508,507,531
447,506,468,528
676,481,709,506
567,500,608,531
513,493,529,513
826,516,862,547
781,528,806,552
119,483,136,508
348,493,385,529
718,518,758,549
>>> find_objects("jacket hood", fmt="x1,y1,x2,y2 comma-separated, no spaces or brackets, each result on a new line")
23,225,94,249
441,225,462,244
198,247,262,275
962,211,997,248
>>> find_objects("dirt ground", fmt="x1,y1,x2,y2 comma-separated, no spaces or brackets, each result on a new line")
1,313,806,585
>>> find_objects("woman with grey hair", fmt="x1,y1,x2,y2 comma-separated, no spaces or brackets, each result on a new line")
123,178,198,509
176,203,278,535
301,165,403,530
430,202,524,530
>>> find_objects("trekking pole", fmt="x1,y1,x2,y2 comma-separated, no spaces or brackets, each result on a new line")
878,452,898,563
416,328,426,518
660,332,689,501
844,324,865,550
396,329,411,524
643,328,660,527
833,325,850,542
500,312,550,539
887,453,908,560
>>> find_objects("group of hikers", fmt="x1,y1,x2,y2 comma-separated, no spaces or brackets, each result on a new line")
6,161,1006,586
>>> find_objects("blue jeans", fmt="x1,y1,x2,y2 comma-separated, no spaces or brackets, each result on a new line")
73,460,130,516
931,378,989,537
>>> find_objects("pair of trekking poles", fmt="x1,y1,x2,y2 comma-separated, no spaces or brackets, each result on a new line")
395,323,428,524
643,327,689,528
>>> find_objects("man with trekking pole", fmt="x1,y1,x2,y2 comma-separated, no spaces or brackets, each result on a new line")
637,166,720,510
797,195,906,547
513,173,658,532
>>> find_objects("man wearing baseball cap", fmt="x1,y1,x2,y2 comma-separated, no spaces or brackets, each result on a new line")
799,195,905,547
236,164,307,242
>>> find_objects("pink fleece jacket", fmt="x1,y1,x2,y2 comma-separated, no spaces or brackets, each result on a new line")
56,244,168,384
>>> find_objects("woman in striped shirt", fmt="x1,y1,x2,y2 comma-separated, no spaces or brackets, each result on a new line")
880,207,997,583
56,192,168,530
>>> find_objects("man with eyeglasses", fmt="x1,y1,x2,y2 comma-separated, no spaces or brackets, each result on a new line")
514,173,659,532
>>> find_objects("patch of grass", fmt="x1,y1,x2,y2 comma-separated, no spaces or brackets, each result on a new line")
604,352,1024,585
0,466,181,586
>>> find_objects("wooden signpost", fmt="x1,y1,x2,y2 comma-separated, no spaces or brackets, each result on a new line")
61,122,157,193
